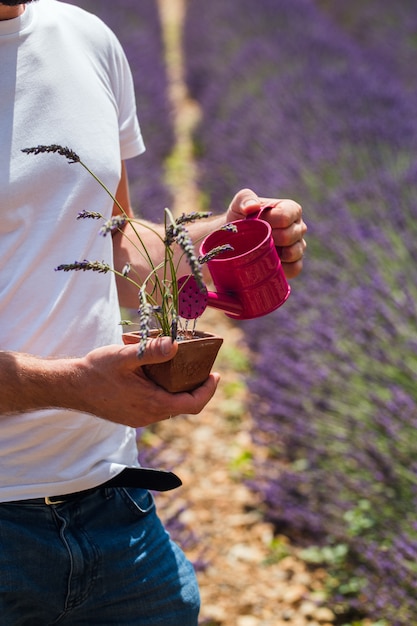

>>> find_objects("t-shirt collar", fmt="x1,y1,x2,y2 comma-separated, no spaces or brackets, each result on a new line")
0,3,35,37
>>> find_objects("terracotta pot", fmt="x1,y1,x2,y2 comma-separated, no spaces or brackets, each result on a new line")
122,330,223,393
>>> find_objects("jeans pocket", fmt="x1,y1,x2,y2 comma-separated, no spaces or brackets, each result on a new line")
117,487,155,519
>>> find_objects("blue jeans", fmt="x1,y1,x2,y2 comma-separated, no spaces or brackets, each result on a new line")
0,487,200,625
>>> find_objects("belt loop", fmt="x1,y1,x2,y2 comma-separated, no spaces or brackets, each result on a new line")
45,496,66,505
103,487,114,501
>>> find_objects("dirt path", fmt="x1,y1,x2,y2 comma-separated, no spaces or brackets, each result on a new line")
152,2,336,624
157,0,202,216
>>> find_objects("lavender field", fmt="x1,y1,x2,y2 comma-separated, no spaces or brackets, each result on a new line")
184,1,417,623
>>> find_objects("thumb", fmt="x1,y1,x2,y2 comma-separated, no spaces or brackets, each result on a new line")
136,336,178,365
228,187,261,219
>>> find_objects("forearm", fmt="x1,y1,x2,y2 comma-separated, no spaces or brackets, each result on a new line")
0,351,82,415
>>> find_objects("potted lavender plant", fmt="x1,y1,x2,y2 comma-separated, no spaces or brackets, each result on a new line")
23,144,229,393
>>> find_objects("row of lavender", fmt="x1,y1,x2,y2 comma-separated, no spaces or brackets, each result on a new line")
184,1,417,623
66,0,173,219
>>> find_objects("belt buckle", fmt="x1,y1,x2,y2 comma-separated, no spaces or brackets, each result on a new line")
44,496,66,505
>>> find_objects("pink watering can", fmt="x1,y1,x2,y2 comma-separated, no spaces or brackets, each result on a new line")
178,207,290,321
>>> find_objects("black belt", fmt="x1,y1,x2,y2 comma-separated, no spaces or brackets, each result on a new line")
30,468,182,506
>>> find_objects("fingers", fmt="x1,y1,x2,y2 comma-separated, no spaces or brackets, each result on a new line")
281,257,305,280
122,341,220,422
279,237,307,263
260,198,303,228
278,233,307,279
259,199,307,279
127,371,220,423
273,216,307,249
165,372,221,419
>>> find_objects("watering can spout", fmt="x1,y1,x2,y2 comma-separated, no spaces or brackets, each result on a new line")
206,290,243,317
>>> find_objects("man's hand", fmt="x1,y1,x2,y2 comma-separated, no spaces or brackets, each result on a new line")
75,337,220,426
0,338,220,427
226,188,307,279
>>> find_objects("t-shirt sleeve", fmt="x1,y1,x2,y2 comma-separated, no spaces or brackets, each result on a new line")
109,35,146,160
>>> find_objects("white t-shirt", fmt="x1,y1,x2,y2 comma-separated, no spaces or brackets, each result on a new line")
0,0,146,500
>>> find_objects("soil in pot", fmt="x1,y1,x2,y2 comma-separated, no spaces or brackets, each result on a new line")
122,330,223,393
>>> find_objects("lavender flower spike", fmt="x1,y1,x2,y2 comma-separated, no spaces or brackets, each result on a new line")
199,244,234,265
137,288,154,357
22,144,80,164
77,210,102,220
99,215,127,236
55,260,111,273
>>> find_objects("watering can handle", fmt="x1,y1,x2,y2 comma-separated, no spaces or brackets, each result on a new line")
245,204,283,256
245,208,263,220
245,202,277,220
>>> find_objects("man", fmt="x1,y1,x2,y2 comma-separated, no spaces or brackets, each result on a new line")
0,1,307,624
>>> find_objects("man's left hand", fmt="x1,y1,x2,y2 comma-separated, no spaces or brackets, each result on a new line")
226,188,307,279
